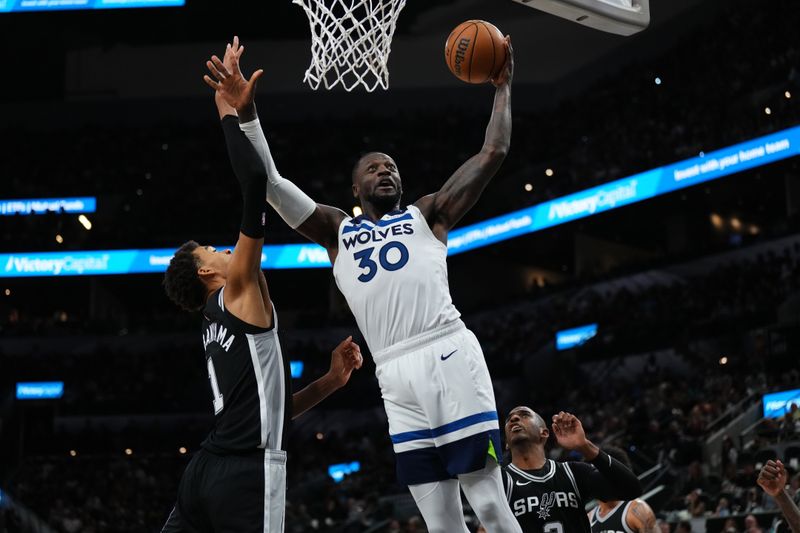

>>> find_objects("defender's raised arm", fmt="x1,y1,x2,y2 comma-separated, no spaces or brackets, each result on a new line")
209,37,346,255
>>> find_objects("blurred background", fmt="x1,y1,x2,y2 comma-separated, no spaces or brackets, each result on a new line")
1,0,800,531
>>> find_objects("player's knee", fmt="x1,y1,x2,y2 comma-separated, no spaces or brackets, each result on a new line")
471,498,504,525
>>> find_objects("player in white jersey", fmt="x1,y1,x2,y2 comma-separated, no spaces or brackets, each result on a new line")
206,36,520,532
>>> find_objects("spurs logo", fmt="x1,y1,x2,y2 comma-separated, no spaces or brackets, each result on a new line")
538,491,556,520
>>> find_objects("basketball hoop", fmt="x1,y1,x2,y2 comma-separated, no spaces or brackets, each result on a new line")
292,0,408,92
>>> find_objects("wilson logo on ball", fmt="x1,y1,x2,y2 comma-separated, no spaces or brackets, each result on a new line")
454,38,471,75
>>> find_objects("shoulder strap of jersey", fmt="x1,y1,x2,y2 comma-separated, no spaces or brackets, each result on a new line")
217,286,275,335
621,500,637,533
562,461,582,501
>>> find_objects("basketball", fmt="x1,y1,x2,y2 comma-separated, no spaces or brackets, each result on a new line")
445,20,507,84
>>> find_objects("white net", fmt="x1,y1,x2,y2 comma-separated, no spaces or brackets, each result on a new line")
292,0,408,92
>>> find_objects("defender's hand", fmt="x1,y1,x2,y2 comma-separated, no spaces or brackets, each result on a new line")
757,459,788,497
328,336,363,388
552,411,589,451
491,35,513,88
204,37,263,112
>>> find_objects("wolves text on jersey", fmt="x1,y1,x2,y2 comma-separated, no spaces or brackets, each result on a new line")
341,223,414,251
203,322,236,352
512,490,580,519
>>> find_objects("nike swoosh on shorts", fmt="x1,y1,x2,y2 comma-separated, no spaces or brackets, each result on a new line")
440,349,457,361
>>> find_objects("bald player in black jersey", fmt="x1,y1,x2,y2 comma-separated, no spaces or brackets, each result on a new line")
160,70,363,531
588,447,659,533
502,408,642,533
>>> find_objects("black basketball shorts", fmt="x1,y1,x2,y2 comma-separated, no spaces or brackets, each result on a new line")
161,448,287,533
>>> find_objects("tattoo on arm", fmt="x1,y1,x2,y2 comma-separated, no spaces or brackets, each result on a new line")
630,501,659,533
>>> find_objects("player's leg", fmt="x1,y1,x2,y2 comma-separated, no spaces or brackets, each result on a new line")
205,449,287,533
408,480,471,533
375,350,470,531
418,327,519,532
459,458,522,533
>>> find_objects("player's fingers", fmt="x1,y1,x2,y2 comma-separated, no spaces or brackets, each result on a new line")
250,68,265,87
206,60,226,82
233,35,239,49
765,460,777,468
203,75,220,91
237,45,245,59
335,335,353,351
211,55,231,78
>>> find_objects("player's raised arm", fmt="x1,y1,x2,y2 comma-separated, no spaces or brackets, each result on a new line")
209,37,347,253
552,412,643,501
292,336,363,419
205,57,273,328
415,36,513,239
758,460,800,532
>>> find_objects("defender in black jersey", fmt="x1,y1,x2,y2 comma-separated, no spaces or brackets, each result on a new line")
589,447,659,533
502,408,642,533
160,52,362,533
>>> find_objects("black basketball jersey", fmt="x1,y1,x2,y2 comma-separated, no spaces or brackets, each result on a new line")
200,287,291,454
589,501,635,533
503,460,591,533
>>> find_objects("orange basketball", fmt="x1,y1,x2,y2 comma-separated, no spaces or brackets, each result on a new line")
445,20,507,84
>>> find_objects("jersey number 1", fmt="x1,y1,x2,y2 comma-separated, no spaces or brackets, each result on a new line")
353,241,410,283
207,358,224,414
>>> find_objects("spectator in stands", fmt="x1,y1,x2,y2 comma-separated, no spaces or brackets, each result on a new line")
744,487,764,514
743,514,763,533
715,496,732,517
721,517,739,532
675,521,692,532
782,403,800,437
684,489,707,518
406,515,425,532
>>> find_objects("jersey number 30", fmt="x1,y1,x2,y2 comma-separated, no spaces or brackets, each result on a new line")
353,242,410,283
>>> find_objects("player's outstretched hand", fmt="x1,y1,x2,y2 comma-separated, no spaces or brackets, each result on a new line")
551,411,588,451
491,35,513,88
328,336,363,388
757,459,788,497
204,36,263,112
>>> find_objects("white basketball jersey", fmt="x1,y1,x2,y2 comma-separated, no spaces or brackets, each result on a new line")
333,205,461,354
